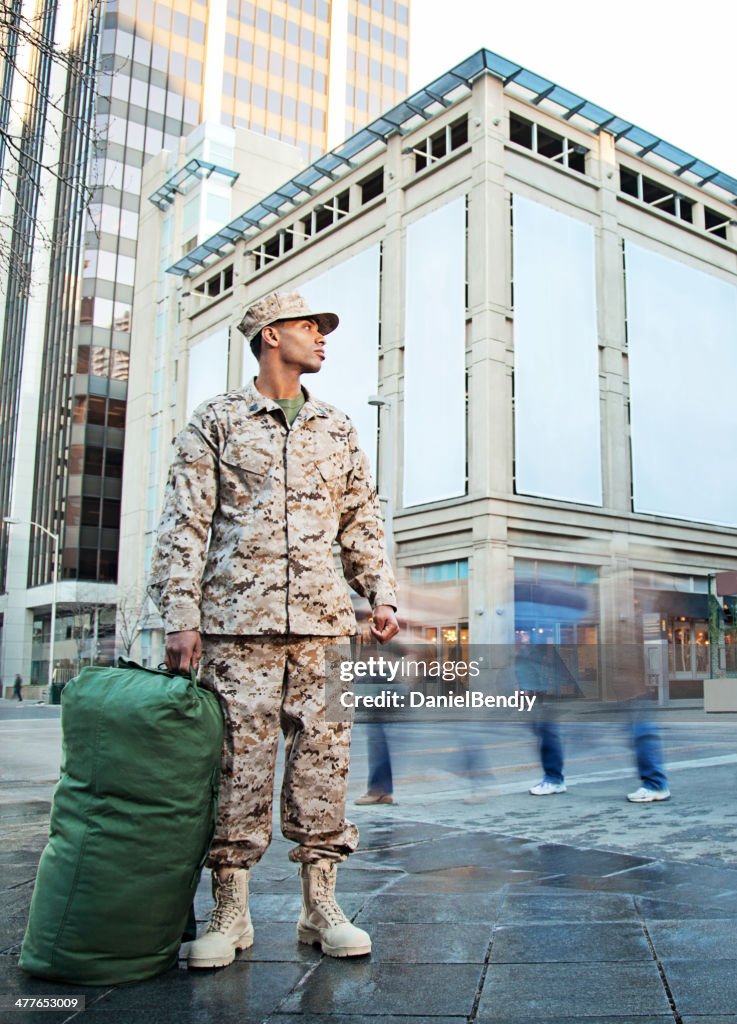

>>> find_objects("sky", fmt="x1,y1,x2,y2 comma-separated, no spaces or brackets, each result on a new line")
409,0,737,180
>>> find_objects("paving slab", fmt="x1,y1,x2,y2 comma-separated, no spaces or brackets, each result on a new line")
360,921,492,963
499,891,638,923
636,895,737,920
477,961,672,1018
279,961,483,1017
354,891,501,924
267,1017,467,1024
476,1018,675,1024
386,864,544,892
88,961,309,1016
648,918,737,959
490,921,651,963
662,958,737,1016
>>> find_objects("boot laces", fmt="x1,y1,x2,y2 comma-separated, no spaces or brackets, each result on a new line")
313,866,348,928
207,873,244,934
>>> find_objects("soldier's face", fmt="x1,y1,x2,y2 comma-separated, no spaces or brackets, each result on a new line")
271,318,325,374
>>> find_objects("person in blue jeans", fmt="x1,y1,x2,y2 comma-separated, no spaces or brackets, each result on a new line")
355,720,394,805
528,716,670,802
517,644,670,803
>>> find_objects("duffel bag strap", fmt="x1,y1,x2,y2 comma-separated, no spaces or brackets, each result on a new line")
117,656,198,688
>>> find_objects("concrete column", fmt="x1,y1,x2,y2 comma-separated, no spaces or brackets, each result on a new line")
594,130,631,513
465,75,514,645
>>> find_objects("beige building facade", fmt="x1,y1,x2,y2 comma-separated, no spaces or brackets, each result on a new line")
123,50,737,701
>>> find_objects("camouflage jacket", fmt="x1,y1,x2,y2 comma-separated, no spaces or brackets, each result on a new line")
147,379,397,636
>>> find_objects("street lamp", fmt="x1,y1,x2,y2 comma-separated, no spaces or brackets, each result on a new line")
367,395,394,559
3,516,59,693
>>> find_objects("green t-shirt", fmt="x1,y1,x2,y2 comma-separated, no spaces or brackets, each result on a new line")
274,392,306,425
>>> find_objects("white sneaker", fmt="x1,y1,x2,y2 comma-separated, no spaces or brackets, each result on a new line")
627,786,670,803
529,779,567,796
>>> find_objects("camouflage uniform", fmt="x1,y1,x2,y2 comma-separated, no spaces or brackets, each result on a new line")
148,379,396,866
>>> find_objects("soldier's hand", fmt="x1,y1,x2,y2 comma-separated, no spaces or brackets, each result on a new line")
165,629,202,673
370,606,399,644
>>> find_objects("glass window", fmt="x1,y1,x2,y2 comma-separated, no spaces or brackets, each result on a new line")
108,399,126,428
238,38,253,62
164,92,183,122
151,43,167,71
170,51,185,78
299,64,312,88
253,84,266,108
148,83,166,113
172,11,188,35
85,447,105,476
225,33,237,57
97,250,117,281
286,21,299,45
255,45,268,70
256,8,270,31
118,209,138,241
116,255,136,287
267,91,281,115
154,3,170,30
301,27,313,49
190,18,206,44
187,58,203,85
269,51,283,76
284,58,297,81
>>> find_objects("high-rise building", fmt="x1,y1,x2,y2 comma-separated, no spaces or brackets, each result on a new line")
0,0,410,692
122,48,737,702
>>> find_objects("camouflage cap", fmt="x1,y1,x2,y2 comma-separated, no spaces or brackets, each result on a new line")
237,291,339,343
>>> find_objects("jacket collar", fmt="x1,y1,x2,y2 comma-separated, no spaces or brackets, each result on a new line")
240,378,330,420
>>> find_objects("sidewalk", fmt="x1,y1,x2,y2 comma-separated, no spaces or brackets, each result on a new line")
3,708,737,1021
3,783,737,1023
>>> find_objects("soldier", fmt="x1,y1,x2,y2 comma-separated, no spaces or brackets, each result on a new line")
148,291,398,969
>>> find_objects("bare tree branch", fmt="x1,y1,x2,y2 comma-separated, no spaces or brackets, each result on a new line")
116,586,152,659
0,0,103,295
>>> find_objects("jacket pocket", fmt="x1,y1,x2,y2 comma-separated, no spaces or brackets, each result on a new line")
221,442,273,477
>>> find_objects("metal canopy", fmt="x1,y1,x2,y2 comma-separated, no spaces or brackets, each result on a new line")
168,48,737,276
148,158,239,211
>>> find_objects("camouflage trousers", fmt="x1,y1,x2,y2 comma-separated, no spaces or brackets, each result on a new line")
200,635,358,868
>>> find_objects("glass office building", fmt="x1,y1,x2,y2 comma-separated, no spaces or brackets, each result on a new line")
0,0,410,689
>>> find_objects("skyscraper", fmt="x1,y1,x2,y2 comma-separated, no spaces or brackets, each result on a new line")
0,0,410,690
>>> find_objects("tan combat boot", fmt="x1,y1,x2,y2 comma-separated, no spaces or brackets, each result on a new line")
297,860,371,957
188,868,254,969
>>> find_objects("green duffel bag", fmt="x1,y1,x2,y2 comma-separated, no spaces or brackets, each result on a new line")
20,658,223,985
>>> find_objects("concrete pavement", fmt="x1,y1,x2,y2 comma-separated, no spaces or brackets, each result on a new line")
2,701,737,1022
